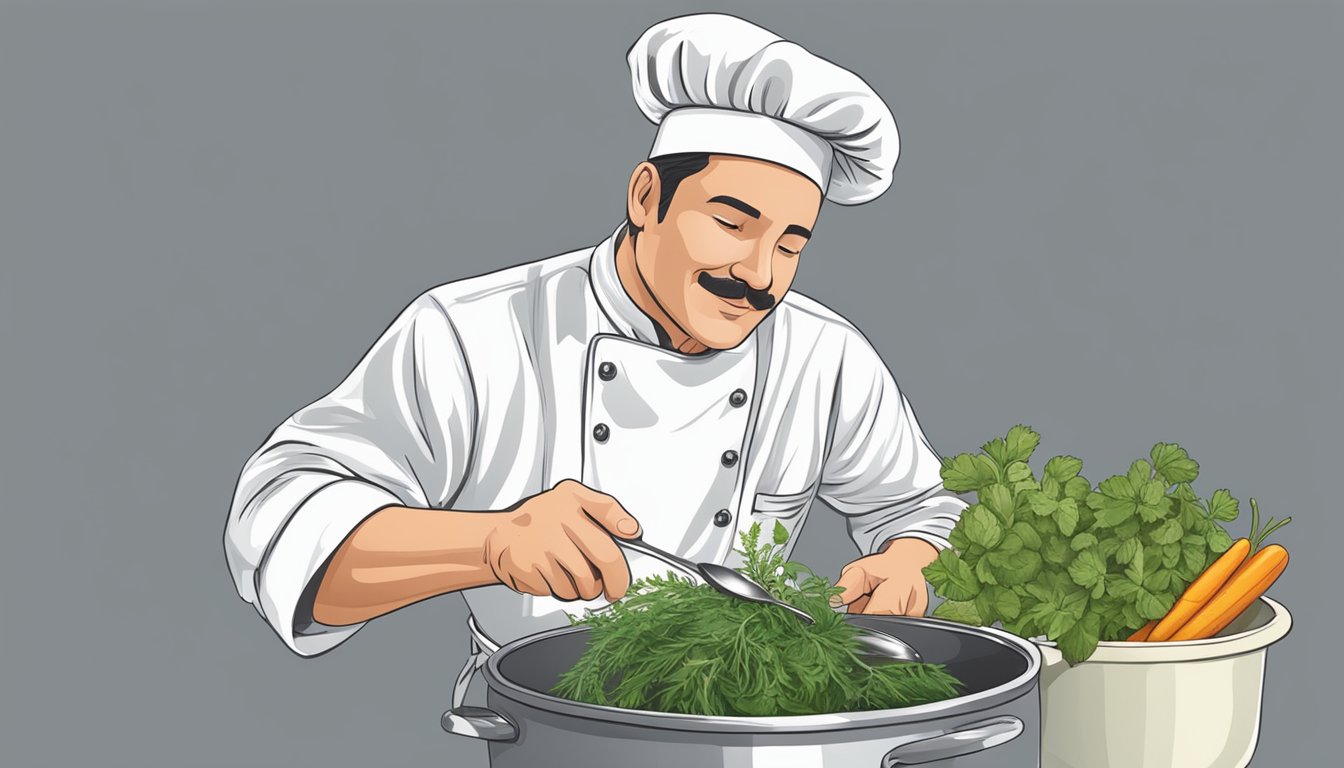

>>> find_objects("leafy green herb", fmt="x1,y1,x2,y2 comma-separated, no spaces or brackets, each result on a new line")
924,426,1241,665
550,522,964,716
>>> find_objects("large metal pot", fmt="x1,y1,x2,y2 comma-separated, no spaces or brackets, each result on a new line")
443,615,1043,767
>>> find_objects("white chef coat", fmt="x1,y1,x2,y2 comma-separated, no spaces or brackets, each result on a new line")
224,223,967,657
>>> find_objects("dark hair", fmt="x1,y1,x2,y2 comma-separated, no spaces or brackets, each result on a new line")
625,152,712,242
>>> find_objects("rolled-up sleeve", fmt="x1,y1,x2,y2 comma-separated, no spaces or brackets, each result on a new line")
818,328,967,556
223,292,475,656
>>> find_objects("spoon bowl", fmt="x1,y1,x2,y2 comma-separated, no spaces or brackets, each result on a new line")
695,563,816,624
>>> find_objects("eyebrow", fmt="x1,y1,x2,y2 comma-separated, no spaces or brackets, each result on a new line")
708,195,813,240
708,195,761,219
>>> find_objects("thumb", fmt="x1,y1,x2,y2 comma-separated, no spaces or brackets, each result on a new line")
566,481,642,538
831,565,870,607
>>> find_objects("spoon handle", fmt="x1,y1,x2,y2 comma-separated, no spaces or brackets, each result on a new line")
615,536,703,581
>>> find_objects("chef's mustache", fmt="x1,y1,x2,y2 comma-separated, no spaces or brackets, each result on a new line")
697,272,776,311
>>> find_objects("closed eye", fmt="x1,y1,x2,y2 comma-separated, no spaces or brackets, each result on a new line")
713,216,743,232
778,246,800,256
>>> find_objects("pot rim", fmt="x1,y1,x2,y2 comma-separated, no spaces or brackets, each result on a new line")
1033,596,1292,664
480,615,1041,734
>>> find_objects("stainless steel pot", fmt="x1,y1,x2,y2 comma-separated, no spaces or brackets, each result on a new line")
443,615,1043,767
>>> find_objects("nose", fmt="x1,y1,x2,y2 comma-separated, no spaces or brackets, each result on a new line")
728,241,774,292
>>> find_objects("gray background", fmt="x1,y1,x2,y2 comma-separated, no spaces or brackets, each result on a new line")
1,0,1339,765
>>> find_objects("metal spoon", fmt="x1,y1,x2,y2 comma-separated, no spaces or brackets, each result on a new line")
613,536,923,663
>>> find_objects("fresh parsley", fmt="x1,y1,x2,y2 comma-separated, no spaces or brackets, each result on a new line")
924,426,1239,665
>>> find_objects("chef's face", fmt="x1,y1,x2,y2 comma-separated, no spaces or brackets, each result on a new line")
627,155,822,351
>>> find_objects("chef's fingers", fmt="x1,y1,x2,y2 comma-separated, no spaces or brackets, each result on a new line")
831,565,872,607
507,567,552,598
847,594,872,614
856,580,911,616
540,555,581,601
494,547,548,596
854,592,898,615
560,480,643,539
910,582,930,617
550,543,604,602
564,519,631,601
538,571,576,602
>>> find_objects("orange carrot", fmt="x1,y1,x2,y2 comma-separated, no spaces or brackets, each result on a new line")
1193,552,1288,639
1225,500,1292,584
1127,620,1159,641
1169,544,1289,641
1147,539,1251,641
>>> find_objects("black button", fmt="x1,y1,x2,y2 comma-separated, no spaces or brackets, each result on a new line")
598,362,616,381
721,449,739,468
729,389,748,407
713,509,732,527
593,423,610,443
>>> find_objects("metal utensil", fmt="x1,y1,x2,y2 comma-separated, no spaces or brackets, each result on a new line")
613,536,923,662
852,629,924,663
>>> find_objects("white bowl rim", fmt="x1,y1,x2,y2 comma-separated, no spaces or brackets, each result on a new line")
1033,596,1291,664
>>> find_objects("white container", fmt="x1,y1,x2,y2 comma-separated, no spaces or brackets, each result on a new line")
1035,596,1292,768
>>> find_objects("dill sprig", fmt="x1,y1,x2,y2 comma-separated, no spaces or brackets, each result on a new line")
550,522,963,716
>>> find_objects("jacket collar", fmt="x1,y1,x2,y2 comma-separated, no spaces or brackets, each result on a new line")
589,222,665,346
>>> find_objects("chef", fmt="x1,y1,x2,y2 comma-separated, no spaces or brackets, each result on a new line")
223,13,967,704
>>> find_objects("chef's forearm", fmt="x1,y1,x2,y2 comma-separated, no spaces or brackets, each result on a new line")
311,505,499,627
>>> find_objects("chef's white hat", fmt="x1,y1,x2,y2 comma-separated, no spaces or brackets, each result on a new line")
628,13,899,206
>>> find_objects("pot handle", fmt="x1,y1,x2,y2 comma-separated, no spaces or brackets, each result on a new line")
441,706,519,742
881,715,1024,766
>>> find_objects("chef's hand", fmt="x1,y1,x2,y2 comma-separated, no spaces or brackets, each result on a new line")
831,538,940,616
483,479,642,603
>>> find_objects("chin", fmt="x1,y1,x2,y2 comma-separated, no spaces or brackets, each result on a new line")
686,313,757,350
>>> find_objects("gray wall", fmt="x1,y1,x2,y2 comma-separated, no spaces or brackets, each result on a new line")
1,0,1338,765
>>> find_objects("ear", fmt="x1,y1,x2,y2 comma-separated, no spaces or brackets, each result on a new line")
627,162,659,230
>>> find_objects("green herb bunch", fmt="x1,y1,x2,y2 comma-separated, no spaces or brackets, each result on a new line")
922,426,1241,665
550,522,963,717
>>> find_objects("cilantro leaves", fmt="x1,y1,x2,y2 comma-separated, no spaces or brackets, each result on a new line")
925,548,981,600
926,427,1240,665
